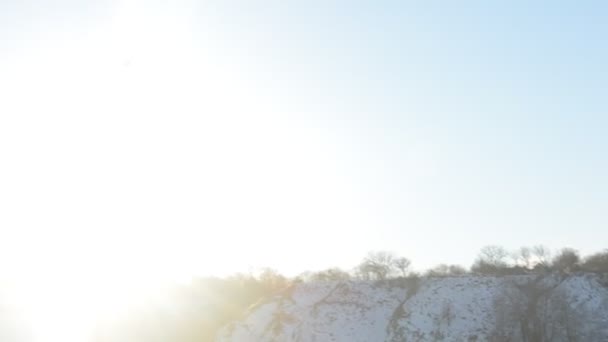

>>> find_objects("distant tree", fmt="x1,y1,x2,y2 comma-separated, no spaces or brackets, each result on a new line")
393,257,412,277
551,248,580,272
532,245,551,267
356,251,406,280
480,245,509,265
293,271,312,283
581,250,608,273
258,268,289,291
448,264,467,275
471,245,510,275
425,264,467,277
512,246,533,269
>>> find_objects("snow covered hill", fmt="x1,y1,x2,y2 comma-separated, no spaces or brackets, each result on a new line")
216,274,608,342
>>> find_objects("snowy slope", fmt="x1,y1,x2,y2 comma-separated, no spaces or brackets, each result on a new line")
216,274,608,342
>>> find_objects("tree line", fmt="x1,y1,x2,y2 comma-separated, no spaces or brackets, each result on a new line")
470,245,608,275
298,246,608,281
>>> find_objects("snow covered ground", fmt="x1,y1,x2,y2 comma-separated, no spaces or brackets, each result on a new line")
216,274,608,342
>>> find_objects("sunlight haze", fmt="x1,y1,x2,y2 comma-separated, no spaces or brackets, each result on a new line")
1,1,607,341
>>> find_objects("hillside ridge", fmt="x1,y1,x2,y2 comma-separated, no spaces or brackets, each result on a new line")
216,274,608,342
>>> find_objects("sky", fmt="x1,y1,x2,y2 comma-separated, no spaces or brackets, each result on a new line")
1,2,607,338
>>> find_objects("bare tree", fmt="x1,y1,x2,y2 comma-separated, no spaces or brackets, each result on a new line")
481,246,509,265
356,251,407,280
425,264,467,277
491,276,566,342
552,248,580,272
581,249,608,273
532,245,552,268
472,245,510,274
551,290,581,341
393,257,412,277
512,246,533,269
258,268,289,291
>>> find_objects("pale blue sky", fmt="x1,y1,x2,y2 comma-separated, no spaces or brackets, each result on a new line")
1,1,607,286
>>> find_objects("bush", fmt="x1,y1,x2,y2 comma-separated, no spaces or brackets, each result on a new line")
425,264,467,277
582,250,608,273
471,245,511,275
551,248,581,272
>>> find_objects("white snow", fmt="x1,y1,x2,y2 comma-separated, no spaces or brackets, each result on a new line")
216,274,608,342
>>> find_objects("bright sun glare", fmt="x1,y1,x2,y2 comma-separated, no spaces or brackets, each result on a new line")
2,2,363,341
5,4,242,341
